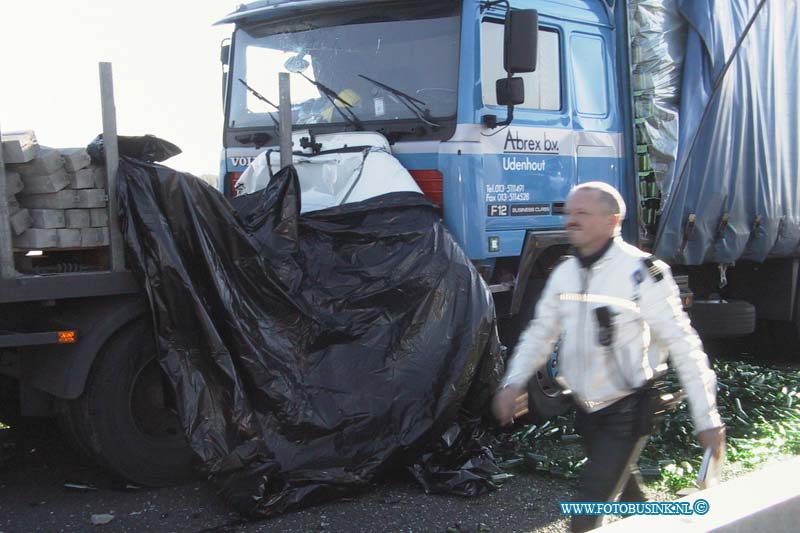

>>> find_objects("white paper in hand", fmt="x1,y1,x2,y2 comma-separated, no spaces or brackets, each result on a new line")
696,447,723,489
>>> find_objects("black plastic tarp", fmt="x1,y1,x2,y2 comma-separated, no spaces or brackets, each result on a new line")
116,155,504,518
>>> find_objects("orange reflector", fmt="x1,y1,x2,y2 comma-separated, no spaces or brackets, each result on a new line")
58,330,77,344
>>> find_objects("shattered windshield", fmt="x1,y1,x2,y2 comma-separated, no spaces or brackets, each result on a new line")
227,3,461,130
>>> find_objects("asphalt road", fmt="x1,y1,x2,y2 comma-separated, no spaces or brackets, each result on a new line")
3,350,792,532
0,424,578,533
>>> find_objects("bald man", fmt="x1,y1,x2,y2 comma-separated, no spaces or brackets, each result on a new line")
493,182,725,532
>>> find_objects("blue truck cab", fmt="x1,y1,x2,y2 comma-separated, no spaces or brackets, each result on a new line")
216,0,800,371
216,0,636,320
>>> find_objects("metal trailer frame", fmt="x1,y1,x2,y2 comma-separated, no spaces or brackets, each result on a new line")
0,62,140,304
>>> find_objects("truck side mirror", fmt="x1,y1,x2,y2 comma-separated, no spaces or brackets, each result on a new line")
496,77,525,106
485,9,538,129
504,9,538,74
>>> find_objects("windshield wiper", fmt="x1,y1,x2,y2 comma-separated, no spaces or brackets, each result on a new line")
294,72,364,130
358,74,441,128
238,78,281,129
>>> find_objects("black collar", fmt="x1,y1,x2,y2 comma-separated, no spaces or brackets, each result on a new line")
576,238,614,269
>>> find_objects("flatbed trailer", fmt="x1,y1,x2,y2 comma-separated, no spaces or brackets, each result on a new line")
0,64,194,487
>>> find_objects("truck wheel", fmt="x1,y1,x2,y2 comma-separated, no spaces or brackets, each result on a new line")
56,396,103,464
69,320,195,486
690,299,756,339
502,278,572,424
524,350,573,425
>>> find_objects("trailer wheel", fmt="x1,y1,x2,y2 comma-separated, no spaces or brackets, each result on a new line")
69,320,195,486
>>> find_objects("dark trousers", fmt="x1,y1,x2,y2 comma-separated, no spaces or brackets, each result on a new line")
570,390,653,533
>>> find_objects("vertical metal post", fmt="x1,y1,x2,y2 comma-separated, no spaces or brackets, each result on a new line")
0,122,17,279
99,62,125,272
278,72,293,169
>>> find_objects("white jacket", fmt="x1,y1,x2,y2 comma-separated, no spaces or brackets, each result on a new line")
502,237,723,433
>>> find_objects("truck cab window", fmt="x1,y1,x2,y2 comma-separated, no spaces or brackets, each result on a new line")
240,47,322,117
480,21,561,110
571,34,608,116
227,3,460,131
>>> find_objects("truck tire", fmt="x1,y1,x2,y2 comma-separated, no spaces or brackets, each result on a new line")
690,299,756,339
63,319,195,486
502,278,572,424
525,354,572,424
56,397,103,464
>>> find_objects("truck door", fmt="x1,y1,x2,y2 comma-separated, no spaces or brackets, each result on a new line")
480,18,569,257
570,32,617,186
475,5,622,260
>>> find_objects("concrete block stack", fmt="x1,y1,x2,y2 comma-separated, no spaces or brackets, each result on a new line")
2,130,39,164
2,131,37,238
2,131,110,250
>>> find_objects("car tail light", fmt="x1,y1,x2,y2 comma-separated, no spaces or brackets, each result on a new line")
225,171,242,198
409,170,443,206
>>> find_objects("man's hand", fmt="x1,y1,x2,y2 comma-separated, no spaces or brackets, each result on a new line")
698,425,726,461
492,385,524,426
